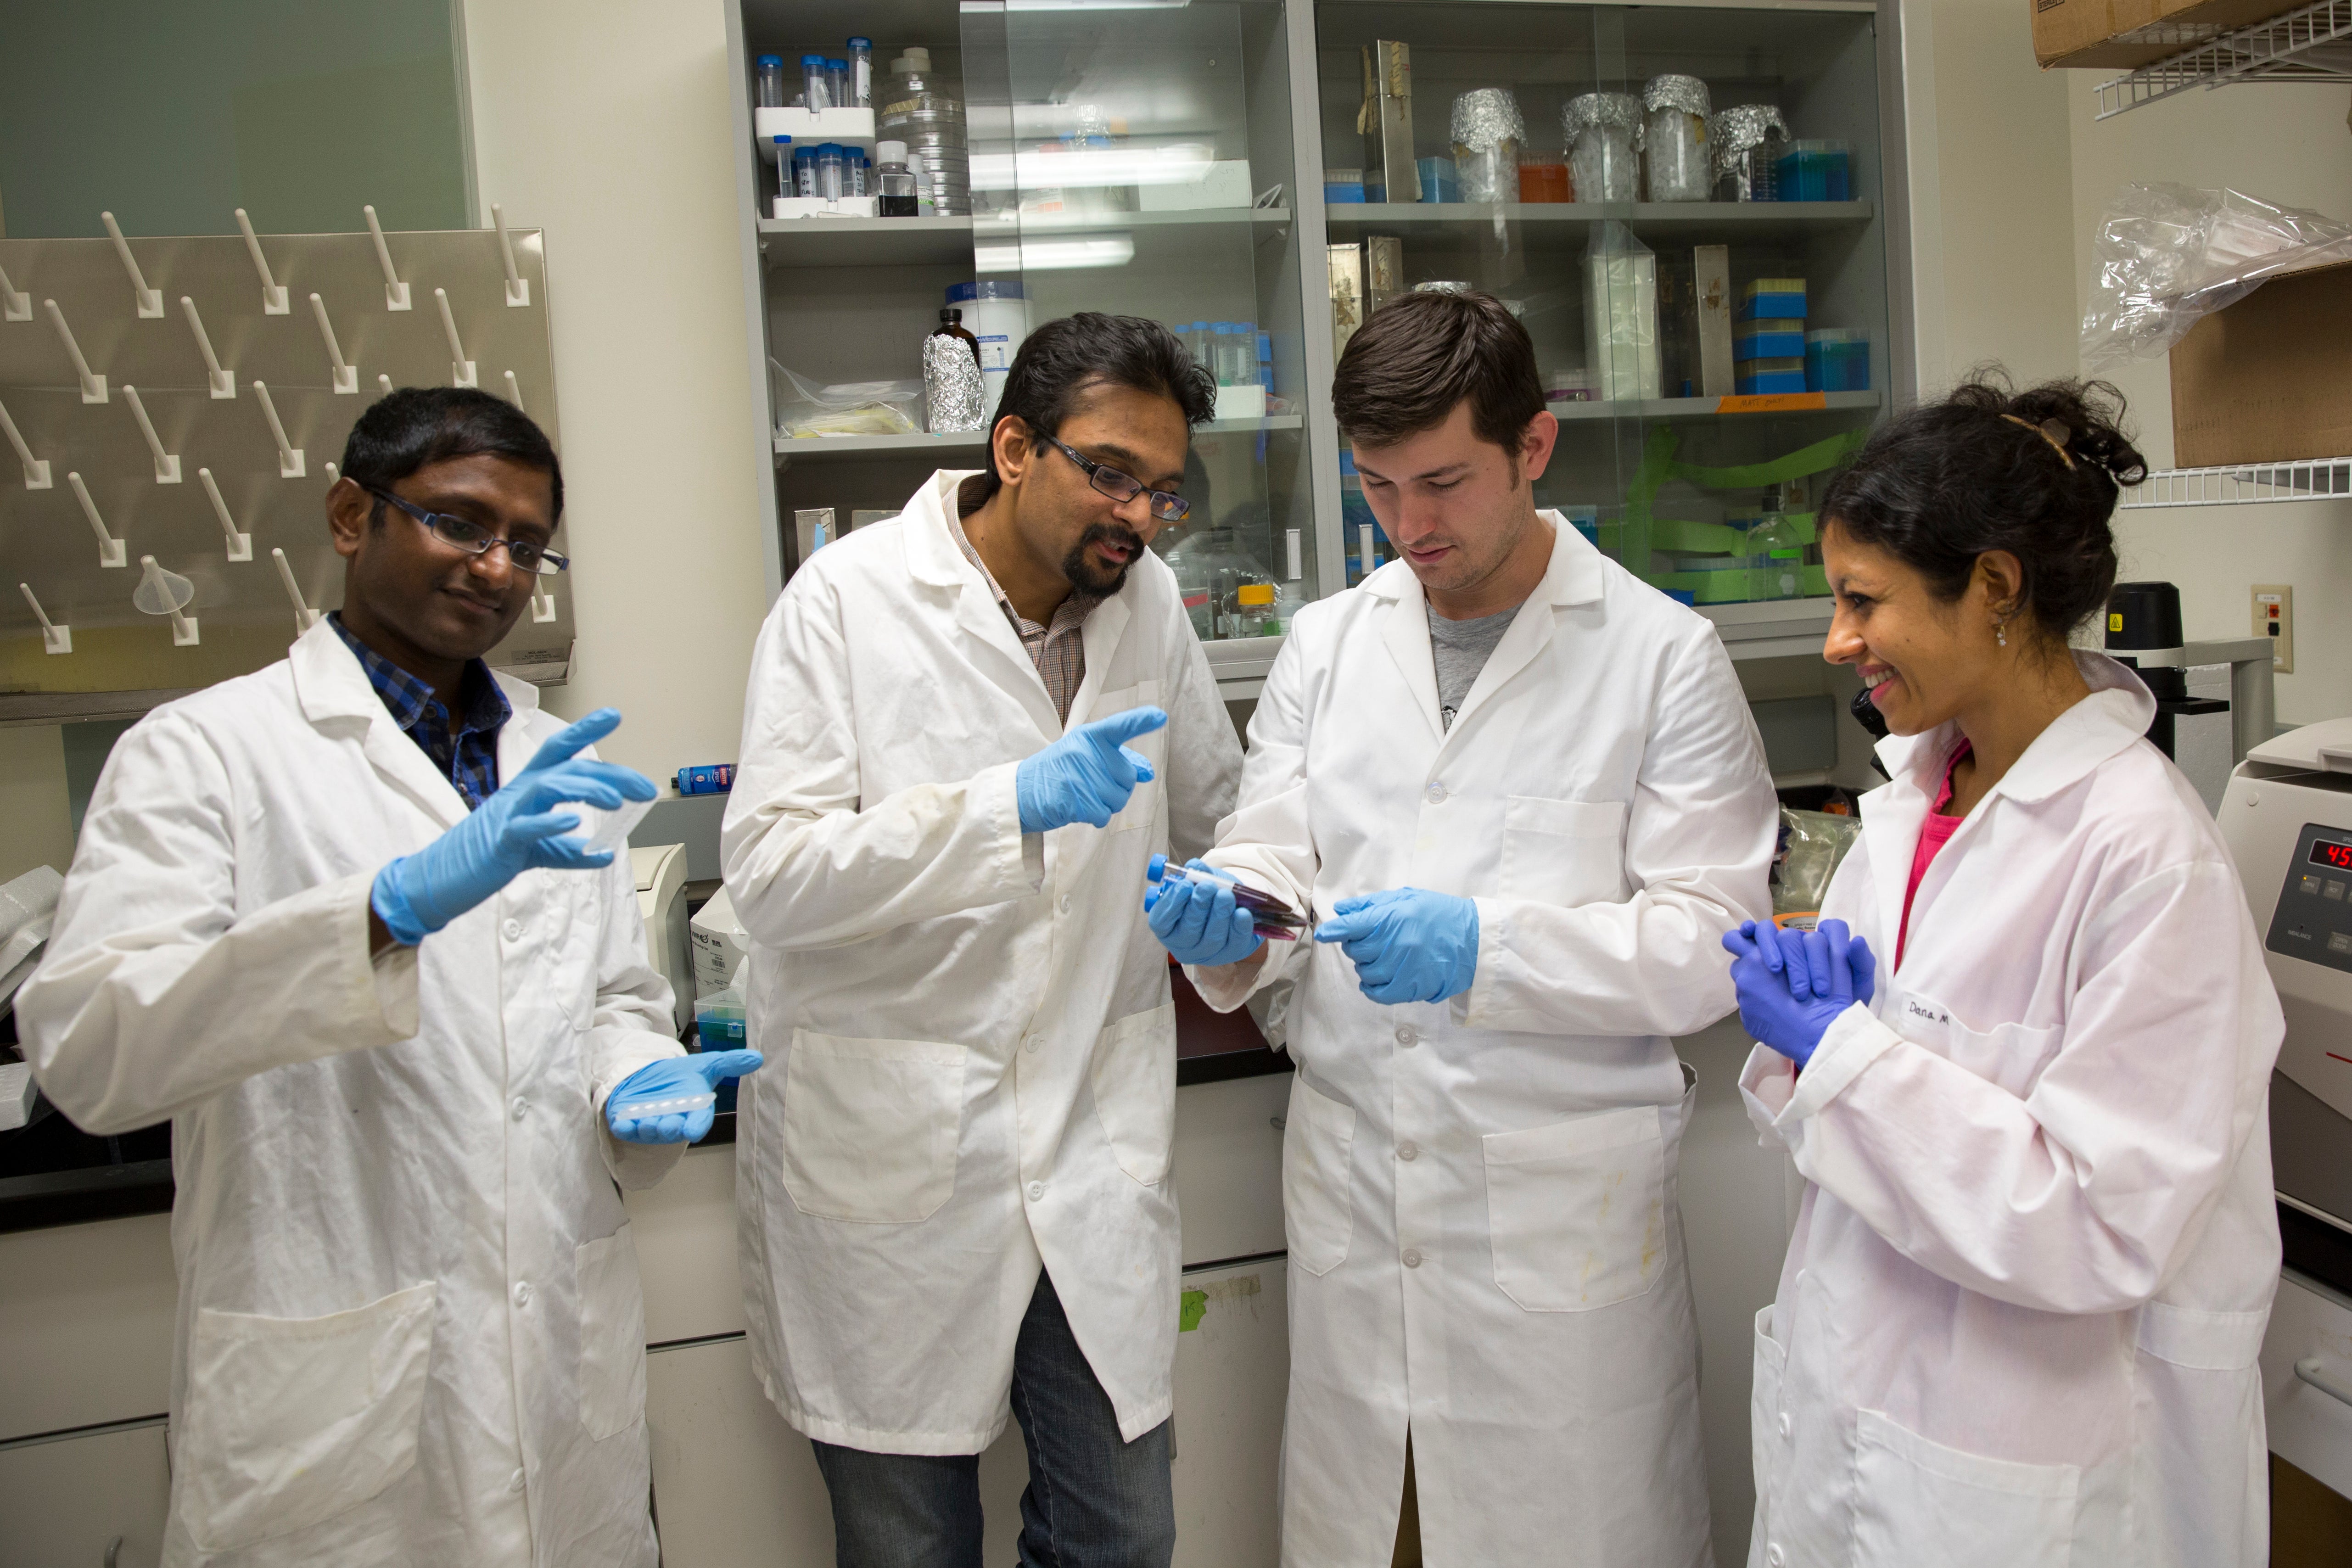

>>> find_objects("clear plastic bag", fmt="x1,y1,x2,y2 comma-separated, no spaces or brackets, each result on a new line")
1771,807,1862,922
2081,183,2352,370
770,358,924,437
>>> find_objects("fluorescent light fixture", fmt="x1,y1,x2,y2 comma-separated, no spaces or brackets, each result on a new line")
968,144,1215,193
974,233,1137,271
963,0,1191,11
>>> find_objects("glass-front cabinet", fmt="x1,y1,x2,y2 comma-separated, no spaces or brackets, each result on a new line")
726,0,1906,705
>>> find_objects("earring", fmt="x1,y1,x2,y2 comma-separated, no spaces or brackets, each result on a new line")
1995,618,2008,648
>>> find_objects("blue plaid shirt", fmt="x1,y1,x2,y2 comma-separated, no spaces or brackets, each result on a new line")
330,613,512,810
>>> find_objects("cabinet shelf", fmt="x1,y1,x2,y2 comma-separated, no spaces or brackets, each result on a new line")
760,209,1293,272
1553,390,1878,422
1324,200,1874,249
773,414,1303,463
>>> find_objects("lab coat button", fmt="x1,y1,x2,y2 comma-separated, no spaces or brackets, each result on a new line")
512,1281,532,1307
1023,1034,1041,1054
1768,1548,1785,1568
510,1097,528,1122
1778,1413,1792,1439
1029,1182,1044,1200
1394,1025,1417,1046
1425,782,1447,804
508,1468,526,1495
1397,1142,1418,1161
1402,1248,1423,1268
1058,894,1073,914
502,918,524,942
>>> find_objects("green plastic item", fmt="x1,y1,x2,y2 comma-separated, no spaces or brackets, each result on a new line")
1180,1289,1208,1332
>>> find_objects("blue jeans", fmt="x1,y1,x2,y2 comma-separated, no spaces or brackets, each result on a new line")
810,1270,1176,1568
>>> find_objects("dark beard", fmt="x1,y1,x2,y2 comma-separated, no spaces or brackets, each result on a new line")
1061,522,1146,599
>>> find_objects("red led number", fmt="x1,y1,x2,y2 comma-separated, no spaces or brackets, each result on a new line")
2314,842,2352,870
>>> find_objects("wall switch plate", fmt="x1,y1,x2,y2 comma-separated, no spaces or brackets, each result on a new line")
2254,584,2294,674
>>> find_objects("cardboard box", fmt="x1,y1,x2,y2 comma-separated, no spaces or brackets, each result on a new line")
1329,243,1366,363
1696,246,1735,398
2032,0,2304,72
2170,259,2352,468
1365,235,1406,317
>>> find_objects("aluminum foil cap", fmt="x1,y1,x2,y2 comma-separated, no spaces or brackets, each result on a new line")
1563,92,1643,145
1641,74,1711,120
1709,104,1790,177
1450,88,1527,153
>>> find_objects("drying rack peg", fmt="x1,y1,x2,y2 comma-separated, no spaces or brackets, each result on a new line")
67,472,128,567
433,288,478,387
179,297,237,398
138,555,201,646
272,548,324,634
198,468,253,562
493,204,531,306
122,386,182,483
101,212,164,317
234,208,290,313
309,293,358,394
531,587,558,624
0,398,51,488
19,584,70,655
45,299,107,402
252,381,306,478
325,462,341,488
377,373,394,400
504,370,524,410
364,205,413,310
0,259,27,321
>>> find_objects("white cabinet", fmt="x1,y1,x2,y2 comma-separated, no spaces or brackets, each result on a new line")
2265,1269,2352,1502
0,1419,169,1568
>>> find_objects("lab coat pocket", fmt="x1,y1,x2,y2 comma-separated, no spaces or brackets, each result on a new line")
181,1281,438,1553
1850,1408,2078,1568
1283,1073,1356,1276
781,1030,968,1222
1906,992,2065,1098
1092,1002,1177,1185
2128,1302,2270,1562
1500,796,1626,906
1482,1104,1664,1311
575,1224,648,1442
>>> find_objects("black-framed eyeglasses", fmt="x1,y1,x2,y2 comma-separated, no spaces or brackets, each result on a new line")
366,487,570,576
1036,433,1189,522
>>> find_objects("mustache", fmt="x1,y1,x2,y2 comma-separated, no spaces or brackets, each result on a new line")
1078,522,1145,555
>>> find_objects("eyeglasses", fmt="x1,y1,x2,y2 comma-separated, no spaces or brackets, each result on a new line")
367,487,569,576
1036,433,1189,522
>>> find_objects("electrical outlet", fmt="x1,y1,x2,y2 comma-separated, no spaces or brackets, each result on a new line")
2253,584,2295,674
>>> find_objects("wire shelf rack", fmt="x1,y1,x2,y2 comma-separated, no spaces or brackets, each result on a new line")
2120,455,2352,508
2095,0,2352,120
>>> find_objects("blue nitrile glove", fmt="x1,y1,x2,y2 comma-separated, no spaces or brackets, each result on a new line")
1313,888,1480,1006
1144,857,1265,967
606,1050,765,1144
1720,918,1877,1069
1016,706,1167,834
370,708,658,946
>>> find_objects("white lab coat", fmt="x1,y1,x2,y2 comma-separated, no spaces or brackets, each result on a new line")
18,620,684,1568
1192,516,1778,1566
1741,653,2283,1568
722,470,1241,1453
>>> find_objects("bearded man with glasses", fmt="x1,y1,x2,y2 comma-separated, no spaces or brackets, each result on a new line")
723,313,1241,1567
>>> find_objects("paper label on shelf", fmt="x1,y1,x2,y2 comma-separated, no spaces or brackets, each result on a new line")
1717,392,1827,414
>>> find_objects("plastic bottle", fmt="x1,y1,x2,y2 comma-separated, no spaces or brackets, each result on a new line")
1271,579,1308,634
755,54,787,109
771,136,793,207
876,140,919,217
1210,323,1237,386
925,310,987,433
816,143,846,201
801,55,830,111
1229,320,1259,387
793,145,818,198
849,151,868,198
828,59,851,109
1746,486,1805,600
847,37,874,107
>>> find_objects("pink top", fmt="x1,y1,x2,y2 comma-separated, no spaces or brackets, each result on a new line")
1897,741,1973,971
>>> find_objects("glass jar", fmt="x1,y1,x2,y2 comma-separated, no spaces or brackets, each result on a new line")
1563,93,1641,204
1449,88,1526,205
1642,75,1712,203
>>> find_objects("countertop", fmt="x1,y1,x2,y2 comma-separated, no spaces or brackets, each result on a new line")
0,963,1287,1233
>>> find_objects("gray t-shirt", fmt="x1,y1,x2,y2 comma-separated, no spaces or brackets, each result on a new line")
1428,604,1519,730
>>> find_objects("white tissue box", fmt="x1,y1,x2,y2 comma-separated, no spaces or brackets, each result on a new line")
1213,383,1267,421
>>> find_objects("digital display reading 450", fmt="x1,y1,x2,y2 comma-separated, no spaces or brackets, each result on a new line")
2311,840,2352,871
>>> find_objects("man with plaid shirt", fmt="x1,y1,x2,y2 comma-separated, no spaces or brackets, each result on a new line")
725,314,1243,1567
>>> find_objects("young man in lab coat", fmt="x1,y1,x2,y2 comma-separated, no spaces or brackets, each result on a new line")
1148,291,1778,1564
724,314,1242,1565
20,389,753,1567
